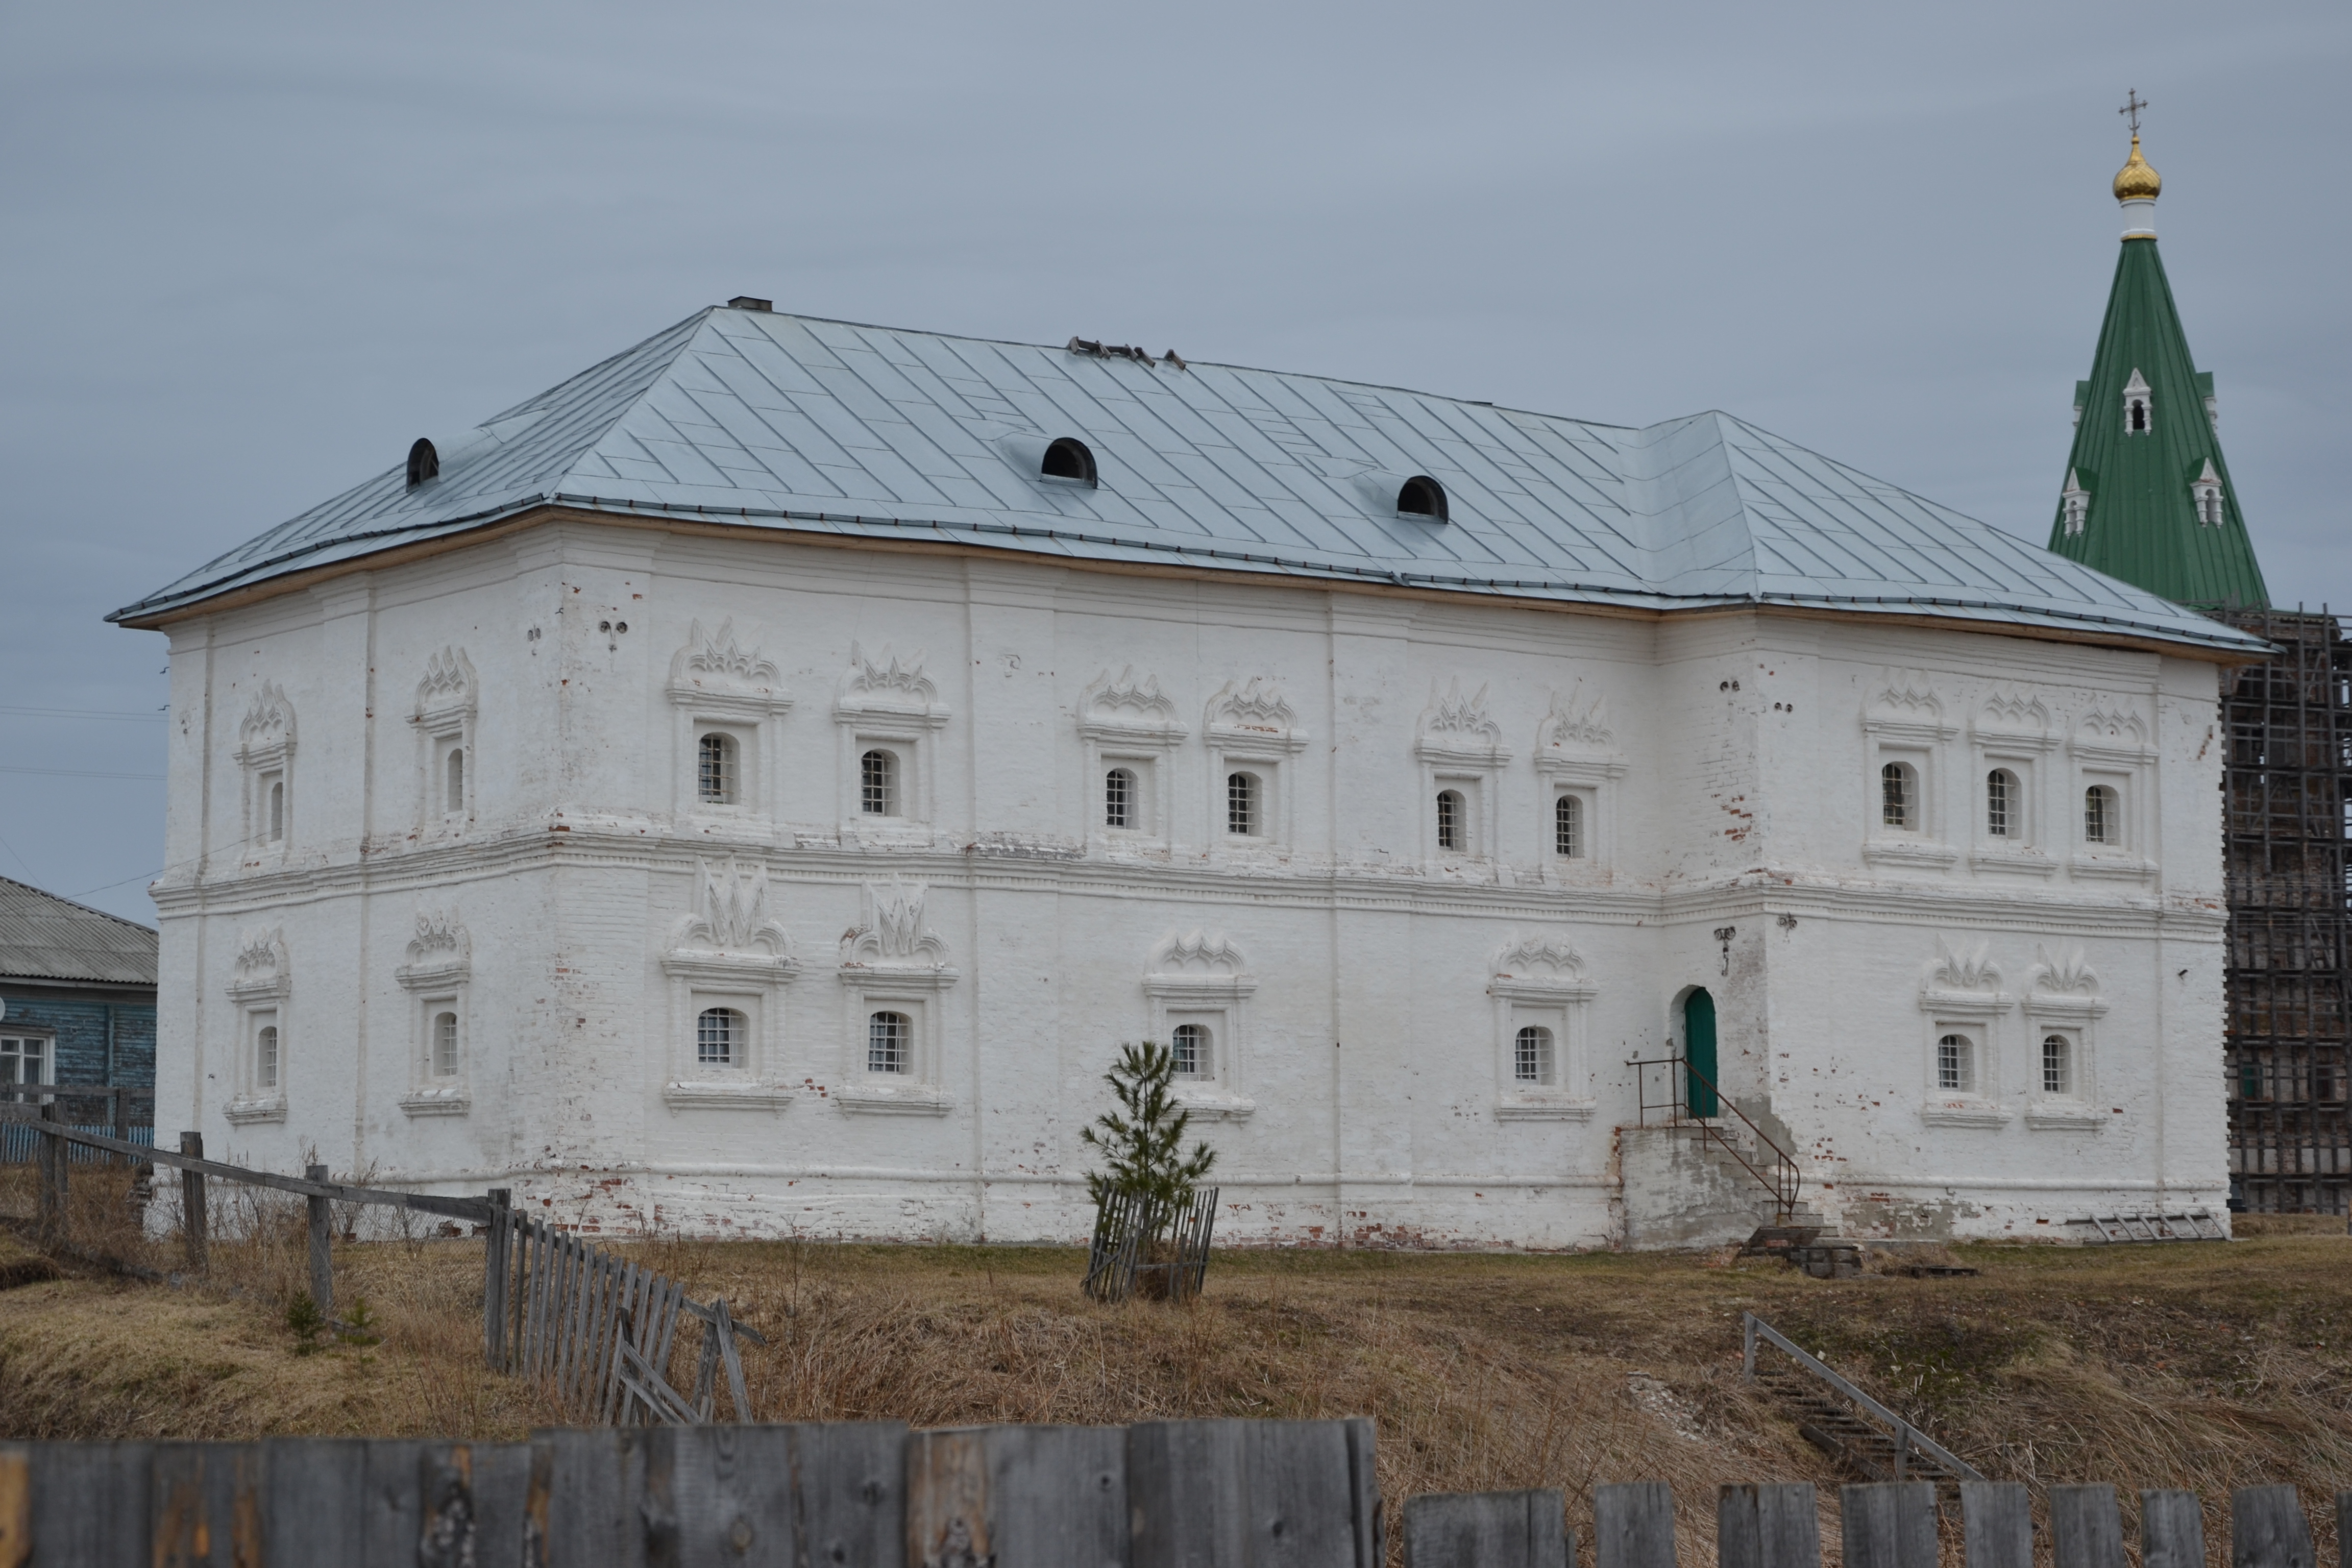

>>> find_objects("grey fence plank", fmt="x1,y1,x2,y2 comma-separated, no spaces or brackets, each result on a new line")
793,1423,907,1568
1594,1481,1676,1568
1405,1490,1570,1568
179,1131,208,1273
2233,1487,2315,1568
2143,1492,2206,1568
465,1441,549,1568
1344,1417,1381,1568
1961,1482,2031,1568
987,1425,1127,1568
417,1443,479,1568
536,1427,647,1568
29,1441,150,1565
1721,1483,1820,1568
265,1436,369,1565
1840,1483,1938,1568
2052,1485,2125,1568
1126,1419,1376,1568
2340,1496,2352,1568
644,1425,796,1566
361,1439,427,1568
483,1192,511,1371
151,1441,263,1568
307,1163,335,1316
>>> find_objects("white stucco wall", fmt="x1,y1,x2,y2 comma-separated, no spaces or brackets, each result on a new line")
145,518,2232,1245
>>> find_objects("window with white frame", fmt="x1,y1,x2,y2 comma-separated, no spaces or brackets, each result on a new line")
443,747,467,816
698,732,740,805
412,649,476,834
1935,1031,1973,1093
252,1010,282,1092
1881,762,1917,830
428,1003,460,1079
1,1034,50,1088
2084,784,2121,846
226,926,291,1122
867,1009,911,1073
1170,1021,1210,1079
1226,770,1263,838
262,773,287,843
2041,1033,2072,1095
1142,930,1255,1118
1513,1024,1556,1086
1205,677,1305,850
1435,788,1468,853
1986,769,2017,839
698,1006,746,1067
1076,669,1185,849
1554,794,1583,859
1105,767,1136,829
238,683,296,861
861,748,900,817
397,912,471,1114
834,643,947,834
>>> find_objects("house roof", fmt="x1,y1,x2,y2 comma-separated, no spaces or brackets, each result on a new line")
0,876,158,989
2046,230,2270,609
111,307,2268,656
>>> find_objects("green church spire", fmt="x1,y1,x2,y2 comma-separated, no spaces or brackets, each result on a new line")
2046,107,2269,609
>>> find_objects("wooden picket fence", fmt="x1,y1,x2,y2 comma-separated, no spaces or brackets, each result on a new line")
0,1107,757,1426
1082,1185,1218,1304
0,1417,2342,1568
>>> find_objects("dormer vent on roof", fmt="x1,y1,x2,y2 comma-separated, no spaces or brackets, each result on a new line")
1346,469,1449,523
727,296,773,312
406,438,438,489
997,432,1099,488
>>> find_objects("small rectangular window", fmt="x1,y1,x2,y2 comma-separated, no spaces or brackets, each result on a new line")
698,732,739,804
432,1008,460,1077
1936,1032,1971,1093
1514,1025,1555,1085
861,749,898,816
697,1007,743,1067
868,1010,911,1074
1880,762,1913,829
1105,767,1133,829
253,1012,281,1091
1555,794,1582,859
1170,1022,1209,1079
1987,770,2012,838
0,1035,48,1088
1227,772,1258,837
2041,1033,2071,1095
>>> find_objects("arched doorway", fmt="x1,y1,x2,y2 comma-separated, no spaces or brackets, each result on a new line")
1682,988,1719,1117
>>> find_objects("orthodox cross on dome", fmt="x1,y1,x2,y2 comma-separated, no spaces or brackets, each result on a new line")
2119,89,2146,136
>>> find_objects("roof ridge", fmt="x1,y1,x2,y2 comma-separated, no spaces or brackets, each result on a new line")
0,873,158,935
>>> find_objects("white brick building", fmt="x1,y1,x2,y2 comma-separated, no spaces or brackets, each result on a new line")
111,304,2265,1245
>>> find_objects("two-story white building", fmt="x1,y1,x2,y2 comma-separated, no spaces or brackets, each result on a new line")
111,302,2264,1245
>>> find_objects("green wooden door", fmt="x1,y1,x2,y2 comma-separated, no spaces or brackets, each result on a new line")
1683,989,1719,1117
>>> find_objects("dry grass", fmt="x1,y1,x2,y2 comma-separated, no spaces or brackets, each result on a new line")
2,1176,2349,1566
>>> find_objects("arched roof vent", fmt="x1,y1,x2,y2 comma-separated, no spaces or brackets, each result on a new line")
1395,475,1448,522
406,438,439,489
1041,437,1098,486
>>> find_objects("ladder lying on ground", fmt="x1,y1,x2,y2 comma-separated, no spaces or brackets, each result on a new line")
2074,1210,2227,1243
1742,1312,1983,1488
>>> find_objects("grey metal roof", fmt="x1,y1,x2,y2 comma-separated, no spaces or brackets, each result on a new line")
0,876,157,989
110,308,2269,655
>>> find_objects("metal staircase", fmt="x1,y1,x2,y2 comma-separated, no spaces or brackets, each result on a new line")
1742,1312,1983,1488
1629,1056,1817,1228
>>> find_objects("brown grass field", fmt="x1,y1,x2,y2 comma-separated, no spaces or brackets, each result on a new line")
1,1170,2348,1566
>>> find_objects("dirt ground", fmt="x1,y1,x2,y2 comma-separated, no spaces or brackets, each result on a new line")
2,1190,2348,1566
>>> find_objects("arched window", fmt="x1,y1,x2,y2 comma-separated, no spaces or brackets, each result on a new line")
1514,1024,1555,1085
1041,437,1097,485
445,747,465,815
861,749,897,816
1170,1022,1209,1078
1555,794,1583,859
2129,399,2147,432
867,1010,911,1074
2041,1034,2071,1095
1936,1033,1972,1092
697,732,738,804
1880,762,1915,829
696,1007,744,1067
433,1010,459,1077
1395,475,1449,521
267,778,286,842
256,1022,281,1090
1435,789,1466,852
1227,772,1259,837
2085,784,2119,845
1105,767,1135,829
1986,769,2016,839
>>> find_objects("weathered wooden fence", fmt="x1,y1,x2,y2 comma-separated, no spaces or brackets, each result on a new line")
0,1421,2340,1568
0,1084,152,1164
1083,1185,1218,1304
0,1108,756,1427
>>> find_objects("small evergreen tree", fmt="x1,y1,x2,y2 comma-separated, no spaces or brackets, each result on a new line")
1079,1041,1218,1230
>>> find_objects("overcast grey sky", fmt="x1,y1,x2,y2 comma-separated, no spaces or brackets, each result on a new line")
4,1,2347,924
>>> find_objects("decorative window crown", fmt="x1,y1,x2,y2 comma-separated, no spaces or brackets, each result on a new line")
397,909,473,989
237,683,296,759
1204,677,1305,753
670,620,791,714
414,648,477,720
1078,666,1185,743
836,643,946,726
1415,679,1507,764
841,876,953,969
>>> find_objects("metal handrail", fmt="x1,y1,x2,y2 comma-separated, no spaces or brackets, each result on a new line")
1626,1054,1803,1224
1743,1312,1984,1482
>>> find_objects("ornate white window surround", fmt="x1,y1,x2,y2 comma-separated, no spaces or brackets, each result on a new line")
1918,939,2011,1128
2060,469,2091,537
224,926,290,1124
396,909,473,1116
835,877,957,1115
2069,697,2159,882
1487,935,1597,1120
669,620,793,832
661,858,799,1110
1077,666,1186,851
1863,671,1959,871
1533,679,1624,875
2023,945,2109,1131
1969,692,2058,877
1204,677,1306,852
1415,679,1508,864
834,644,947,841
412,648,478,838
235,683,296,869
1142,930,1256,1120
2122,369,2153,436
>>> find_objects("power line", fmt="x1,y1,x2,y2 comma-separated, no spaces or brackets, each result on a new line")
0,766,165,781
0,705,167,722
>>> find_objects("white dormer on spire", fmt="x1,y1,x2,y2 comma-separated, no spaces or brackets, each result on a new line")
2122,370,2153,435
2061,470,2091,536
2191,458,2225,527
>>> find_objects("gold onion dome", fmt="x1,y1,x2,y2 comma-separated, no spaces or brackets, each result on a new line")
2113,135,2162,201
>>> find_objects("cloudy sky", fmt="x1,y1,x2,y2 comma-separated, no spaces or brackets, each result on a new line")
4,1,2347,924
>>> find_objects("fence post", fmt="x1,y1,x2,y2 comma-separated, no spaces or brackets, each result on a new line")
35,1102,66,1246
306,1163,334,1318
2141,1491,2206,1568
2051,1485,2126,1568
2230,1486,2314,1568
484,1188,512,1371
1959,1482,2032,1568
1593,1482,1675,1568
179,1132,208,1273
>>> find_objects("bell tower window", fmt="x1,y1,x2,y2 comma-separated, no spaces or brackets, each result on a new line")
2060,470,2090,537
2122,369,2153,435
2191,459,2225,527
